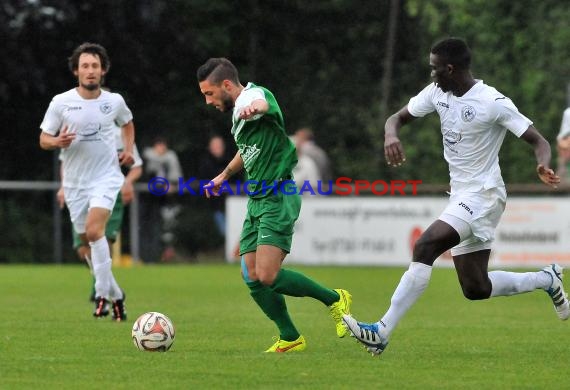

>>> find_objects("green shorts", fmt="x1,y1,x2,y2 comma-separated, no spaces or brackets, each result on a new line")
72,192,124,249
239,191,301,255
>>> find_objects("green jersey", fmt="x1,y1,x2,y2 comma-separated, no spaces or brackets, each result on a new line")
231,83,297,197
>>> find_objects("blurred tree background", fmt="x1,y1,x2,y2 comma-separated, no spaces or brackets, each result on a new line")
1,0,569,262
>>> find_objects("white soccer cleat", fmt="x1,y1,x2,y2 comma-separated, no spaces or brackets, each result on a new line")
342,314,389,356
542,264,570,321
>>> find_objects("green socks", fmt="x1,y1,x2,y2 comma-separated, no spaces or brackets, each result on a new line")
247,280,300,341
246,269,340,341
270,268,339,306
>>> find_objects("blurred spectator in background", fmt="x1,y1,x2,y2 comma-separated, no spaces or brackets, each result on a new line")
294,127,333,181
199,135,232,237
291,135,321,189
556,106,570,184
143,137,183,190
142,137,183,261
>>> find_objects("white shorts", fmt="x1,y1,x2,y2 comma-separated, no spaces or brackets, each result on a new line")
64,180,122,234
438,186,506,256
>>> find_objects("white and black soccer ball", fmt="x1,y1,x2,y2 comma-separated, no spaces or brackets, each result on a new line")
132,312,175,352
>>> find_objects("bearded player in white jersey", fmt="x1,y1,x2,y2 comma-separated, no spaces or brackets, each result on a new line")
343,38,566,356
39,43,134,321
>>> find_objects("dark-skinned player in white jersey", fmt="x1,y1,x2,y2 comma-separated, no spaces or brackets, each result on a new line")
343,38,566,356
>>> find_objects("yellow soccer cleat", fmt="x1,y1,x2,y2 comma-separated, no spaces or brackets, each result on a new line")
264,335,307,353
329,289,352,337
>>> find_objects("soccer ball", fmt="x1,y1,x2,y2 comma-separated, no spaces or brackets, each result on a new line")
132,312,175,352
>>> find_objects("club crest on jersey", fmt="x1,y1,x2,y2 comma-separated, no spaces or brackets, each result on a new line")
100,102,112,114
461,105,476,122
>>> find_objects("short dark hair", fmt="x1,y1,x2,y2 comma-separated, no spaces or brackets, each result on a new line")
196,58,240,85
68,42,111,73
431,38,471,70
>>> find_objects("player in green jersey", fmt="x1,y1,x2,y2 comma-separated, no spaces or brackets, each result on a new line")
197,58,351,352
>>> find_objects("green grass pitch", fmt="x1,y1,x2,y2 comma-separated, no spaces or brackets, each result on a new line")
1,263,568,389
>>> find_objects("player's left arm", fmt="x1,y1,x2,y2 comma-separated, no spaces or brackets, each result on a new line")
121,142,143,204
119,120,135,166
238,99,268,120
520,125,561,188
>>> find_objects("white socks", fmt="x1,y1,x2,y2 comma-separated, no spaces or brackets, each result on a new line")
488,270,551,297
377,264,552,340
90,237,123,300
109,275,123,301
380,262,432,338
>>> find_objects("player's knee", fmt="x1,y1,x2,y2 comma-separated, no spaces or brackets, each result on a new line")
413,236,437,262
85,227,104,243
257,271,277,286
85,232,100,243
461,283,491,300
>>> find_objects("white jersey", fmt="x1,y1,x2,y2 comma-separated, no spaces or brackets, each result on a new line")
59,125,143,168
407,80,532,192
40,88,133,188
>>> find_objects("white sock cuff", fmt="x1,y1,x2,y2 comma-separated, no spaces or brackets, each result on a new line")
409,262,432,280
89,236,107,249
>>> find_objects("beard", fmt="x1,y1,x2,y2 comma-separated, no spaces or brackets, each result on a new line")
80,81,100,91
434,81,450,93
220,93,234,112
